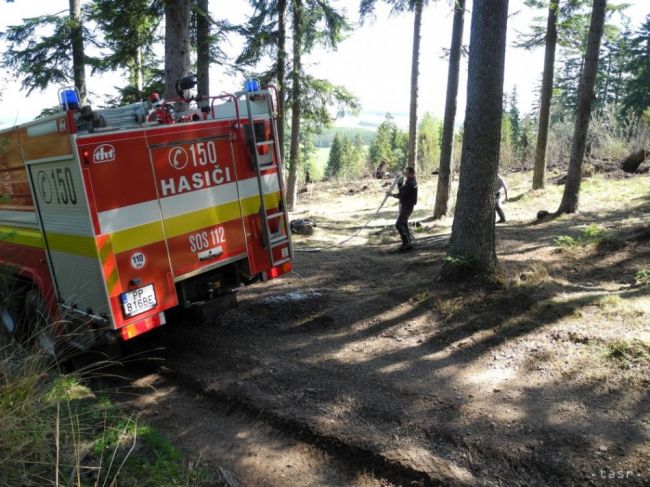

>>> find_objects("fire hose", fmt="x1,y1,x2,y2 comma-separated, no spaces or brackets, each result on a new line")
293,175,401,253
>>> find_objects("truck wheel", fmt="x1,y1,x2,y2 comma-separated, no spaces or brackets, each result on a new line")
22,289,57,357
0,301,19,347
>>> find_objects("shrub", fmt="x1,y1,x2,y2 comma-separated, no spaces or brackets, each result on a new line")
635,269,650,286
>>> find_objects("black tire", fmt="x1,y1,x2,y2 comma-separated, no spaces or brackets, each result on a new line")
21,289,57,358
0,300,20,348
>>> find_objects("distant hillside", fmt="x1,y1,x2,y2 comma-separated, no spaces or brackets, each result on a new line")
312,127,376,148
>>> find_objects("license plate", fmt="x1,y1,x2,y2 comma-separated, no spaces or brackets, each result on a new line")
120,284,157,318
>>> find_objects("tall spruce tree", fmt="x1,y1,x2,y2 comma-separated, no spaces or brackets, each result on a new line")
532,0,560,190
238,0,353,210
1,2,92,99
360,0,431,172
439,0,510,280
326,133,343,178
433,0,466,219
87,0,163,102
164,0,191,100
623,15,650,116
557,0,607,215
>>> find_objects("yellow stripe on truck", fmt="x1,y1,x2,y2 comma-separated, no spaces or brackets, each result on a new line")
109,221,166,255
0,224,99,260
108,191,281,253
0,225,44,249
0,191,282,259
46,232,98,259
163,200,242,239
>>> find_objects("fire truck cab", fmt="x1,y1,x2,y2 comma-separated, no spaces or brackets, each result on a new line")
0,84,292,352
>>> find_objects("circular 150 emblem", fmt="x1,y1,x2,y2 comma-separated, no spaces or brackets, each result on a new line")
130,251,146,269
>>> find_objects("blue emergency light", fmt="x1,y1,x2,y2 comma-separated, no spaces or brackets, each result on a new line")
245,79,261,93
59,88,80,110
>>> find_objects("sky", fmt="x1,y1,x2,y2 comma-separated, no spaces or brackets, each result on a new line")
0,0,648,129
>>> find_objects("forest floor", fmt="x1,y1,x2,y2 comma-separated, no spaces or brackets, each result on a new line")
118,169,649,486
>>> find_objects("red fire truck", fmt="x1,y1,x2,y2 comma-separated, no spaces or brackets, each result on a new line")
0,84,292,353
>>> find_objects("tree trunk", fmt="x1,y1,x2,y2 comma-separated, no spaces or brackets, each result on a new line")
532,0,559,190
164,0,192,100
407,0,423,171
135,47,144,94
196,0,210,104
439,0,509,280
69,0,86,103
277,0,287,160
285,0,302,211
557,0,607,214
433,0,465,219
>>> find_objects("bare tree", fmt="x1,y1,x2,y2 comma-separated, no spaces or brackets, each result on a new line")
532,0,560,190
433,0,465,219
439,0,509,279
557,0,607,214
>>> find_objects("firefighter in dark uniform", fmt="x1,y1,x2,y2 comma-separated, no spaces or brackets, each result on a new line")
390,166,418,251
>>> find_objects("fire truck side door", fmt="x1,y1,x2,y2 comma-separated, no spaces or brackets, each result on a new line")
27,155,111,317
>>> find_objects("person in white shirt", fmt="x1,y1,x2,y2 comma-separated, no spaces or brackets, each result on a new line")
496,174,509,224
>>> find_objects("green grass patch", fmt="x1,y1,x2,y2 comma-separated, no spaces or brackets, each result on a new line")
606,338,650,365
635,269,650,286
0,345,216,487
554,224,608,248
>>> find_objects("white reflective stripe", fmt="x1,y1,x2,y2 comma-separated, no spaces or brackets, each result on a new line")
238,173,280,197
0,210,38,228
98,200,161,234
160,181,239,218
97,174,282,234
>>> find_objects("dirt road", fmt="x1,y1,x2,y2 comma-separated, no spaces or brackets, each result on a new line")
122,173,649,485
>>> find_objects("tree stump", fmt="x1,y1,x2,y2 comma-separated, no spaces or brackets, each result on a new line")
621,149,647,173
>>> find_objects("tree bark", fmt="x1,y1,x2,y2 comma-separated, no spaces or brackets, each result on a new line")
277,0,287,160
557,0,607,214
532,0,559,190
439,0,509,279
285,0,302,211
433,0,465,219
135,47,144,93
164,0,192,100
69,0,86,103
407,0,424,171
196,0,211,103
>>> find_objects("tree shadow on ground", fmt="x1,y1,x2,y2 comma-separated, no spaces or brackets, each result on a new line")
125,196,650,485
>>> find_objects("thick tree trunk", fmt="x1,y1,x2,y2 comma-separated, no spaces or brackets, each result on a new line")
439,0,509,280
532,0,559,190
196,0,211,103
164,0,192,100
69,0,86,103
407,0,423,171
557,0,607,214
277,0,287,160
433,0,465,219
285,0,302,211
